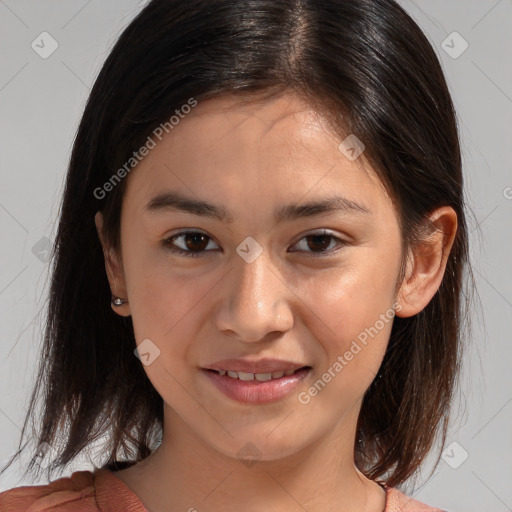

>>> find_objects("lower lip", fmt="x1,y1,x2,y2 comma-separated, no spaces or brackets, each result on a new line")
202,368,311,404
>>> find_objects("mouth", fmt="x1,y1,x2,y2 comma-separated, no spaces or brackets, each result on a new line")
201,364,312,404
204,366,311,382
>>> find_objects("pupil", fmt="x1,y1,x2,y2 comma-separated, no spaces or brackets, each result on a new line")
186,233,208,251
308,235,329,251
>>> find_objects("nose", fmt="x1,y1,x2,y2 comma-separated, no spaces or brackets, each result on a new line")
214,249,294,343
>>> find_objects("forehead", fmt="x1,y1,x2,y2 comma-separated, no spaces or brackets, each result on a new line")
181,93,328,137
123,92,391,217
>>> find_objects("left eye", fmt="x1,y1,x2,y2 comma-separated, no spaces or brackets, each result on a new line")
162,230,347,257
290,230,346,255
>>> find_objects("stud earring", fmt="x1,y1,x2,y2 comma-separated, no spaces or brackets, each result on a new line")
111,296,128,306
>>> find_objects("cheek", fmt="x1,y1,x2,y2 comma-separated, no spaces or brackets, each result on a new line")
304,259,398,342
124,255,222,398
295,251,399,404
122,233,204,330
124,264,208,411
298,267,396,411
127,269,205,352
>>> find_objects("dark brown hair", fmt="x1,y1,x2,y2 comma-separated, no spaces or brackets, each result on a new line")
2,0,474,489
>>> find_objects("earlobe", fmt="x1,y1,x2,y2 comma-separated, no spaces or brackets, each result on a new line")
395,206,457,318
94,211,131,317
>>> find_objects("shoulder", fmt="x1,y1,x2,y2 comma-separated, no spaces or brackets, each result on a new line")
385,486,448,512
0,466,148,512
0,470,98,511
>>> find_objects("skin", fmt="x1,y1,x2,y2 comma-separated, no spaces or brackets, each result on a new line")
95,91,457,512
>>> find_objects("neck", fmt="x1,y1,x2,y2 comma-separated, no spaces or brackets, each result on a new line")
120,403,387,512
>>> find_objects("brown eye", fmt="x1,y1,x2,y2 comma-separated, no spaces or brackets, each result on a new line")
305,234,333,252
162,231,219,257
181,233,209,251
290,230,347,256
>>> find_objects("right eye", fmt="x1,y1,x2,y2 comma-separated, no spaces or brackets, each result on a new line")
161,230,220,257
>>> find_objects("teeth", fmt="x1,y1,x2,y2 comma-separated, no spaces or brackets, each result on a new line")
255,373,272,381
216,368,300,380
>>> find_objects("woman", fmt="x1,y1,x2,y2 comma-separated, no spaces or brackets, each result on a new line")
0,0,472,510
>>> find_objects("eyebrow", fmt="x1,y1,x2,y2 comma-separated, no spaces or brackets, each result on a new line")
144,191,371,223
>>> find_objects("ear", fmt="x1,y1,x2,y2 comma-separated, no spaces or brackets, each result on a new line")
396,206,457,318
94,211,131,317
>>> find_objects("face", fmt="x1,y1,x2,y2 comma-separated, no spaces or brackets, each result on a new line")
98,92,406,463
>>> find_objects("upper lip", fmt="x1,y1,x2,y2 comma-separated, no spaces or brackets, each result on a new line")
203,358,309,374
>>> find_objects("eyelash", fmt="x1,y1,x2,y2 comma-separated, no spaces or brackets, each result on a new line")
161,229,348,258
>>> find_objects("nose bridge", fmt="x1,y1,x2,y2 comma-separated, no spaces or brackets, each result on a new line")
236,250,272,308
216,247,293,342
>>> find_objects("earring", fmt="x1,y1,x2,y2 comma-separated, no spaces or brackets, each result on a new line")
111,296,128,306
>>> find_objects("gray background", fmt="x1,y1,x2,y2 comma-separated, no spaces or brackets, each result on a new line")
0,1,511,511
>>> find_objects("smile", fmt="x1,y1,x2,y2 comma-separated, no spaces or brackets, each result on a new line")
209,368,301,381
203,367,312,404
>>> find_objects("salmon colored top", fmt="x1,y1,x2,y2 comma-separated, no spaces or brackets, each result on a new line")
0,464,446,512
